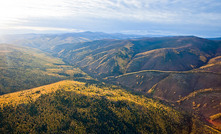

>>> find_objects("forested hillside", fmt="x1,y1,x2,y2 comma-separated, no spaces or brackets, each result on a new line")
0,44,90,94
0,80,218,134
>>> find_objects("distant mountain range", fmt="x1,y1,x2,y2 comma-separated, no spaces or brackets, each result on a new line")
0,32,144,50
207,37,221,41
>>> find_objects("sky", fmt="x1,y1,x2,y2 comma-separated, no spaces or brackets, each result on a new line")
0,0,220,37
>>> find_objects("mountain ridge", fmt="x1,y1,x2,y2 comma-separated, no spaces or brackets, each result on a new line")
52,36,221,77
0,32,144,51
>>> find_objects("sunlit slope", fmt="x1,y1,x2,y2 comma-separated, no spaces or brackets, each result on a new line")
0,44,90,94
0,80,218,134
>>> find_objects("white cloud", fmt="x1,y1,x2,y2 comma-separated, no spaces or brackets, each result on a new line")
0,26,82,32
0,0,220,35
0,0,70,27
60,0,221,24
0,26,84,35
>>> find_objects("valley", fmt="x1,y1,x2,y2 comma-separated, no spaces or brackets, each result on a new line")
0,33,221,133
52,36,221,77
0,44,91,95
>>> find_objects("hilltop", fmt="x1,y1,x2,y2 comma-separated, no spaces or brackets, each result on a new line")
0,80,218,133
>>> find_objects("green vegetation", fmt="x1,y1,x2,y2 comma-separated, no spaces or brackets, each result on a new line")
0,80,216,134
0,44,91,94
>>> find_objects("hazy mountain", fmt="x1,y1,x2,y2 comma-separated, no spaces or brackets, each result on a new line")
0,32,143,51
208,37,221,41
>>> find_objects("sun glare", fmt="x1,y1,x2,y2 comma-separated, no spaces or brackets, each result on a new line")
0,0,69,28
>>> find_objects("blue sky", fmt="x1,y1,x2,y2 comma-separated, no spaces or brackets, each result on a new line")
0,0,220,37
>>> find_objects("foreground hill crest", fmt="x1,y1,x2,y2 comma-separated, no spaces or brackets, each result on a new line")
1,80,219,133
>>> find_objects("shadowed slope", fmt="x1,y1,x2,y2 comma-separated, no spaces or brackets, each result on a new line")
106,70,221,130
197,56,221,73
53,36,221,77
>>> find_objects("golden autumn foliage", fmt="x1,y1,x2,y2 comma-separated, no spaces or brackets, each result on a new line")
0,80,219,134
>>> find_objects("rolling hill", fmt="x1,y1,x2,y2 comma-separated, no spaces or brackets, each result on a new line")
105,70,221,101
51,34,221,131
105,70,221,130
52,36,221,77
0,80,218,134
196,56,221,73
177,88,221,130
0,44,90,95
50,36,221,130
